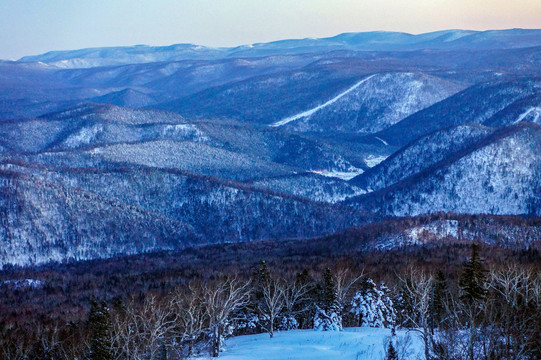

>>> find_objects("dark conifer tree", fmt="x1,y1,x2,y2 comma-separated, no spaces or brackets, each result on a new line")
385,340,399,360
248,260,271,333
322,267,338,313
87,300,113,360
459,244,488,360
459,244,487,303
431,270,448,329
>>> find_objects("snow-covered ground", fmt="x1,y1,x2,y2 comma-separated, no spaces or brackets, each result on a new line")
195,328,423,360
364,155,389,168
311,169,364,181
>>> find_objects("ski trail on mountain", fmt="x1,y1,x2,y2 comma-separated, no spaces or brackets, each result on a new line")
270,74,376,127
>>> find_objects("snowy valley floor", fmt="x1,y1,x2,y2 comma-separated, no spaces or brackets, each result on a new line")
195,328,423,360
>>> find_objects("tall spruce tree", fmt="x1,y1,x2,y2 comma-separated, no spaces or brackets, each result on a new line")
87,300,113,360
459,244,488,360
252,260,271,332
459,244,487,303
322,268,339,313
430,270,448,329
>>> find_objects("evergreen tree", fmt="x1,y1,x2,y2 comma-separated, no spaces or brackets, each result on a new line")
322,268,339,313
459,244,487,303
459,245,488,360
350,279,396,328
430,270,448,329
250,260,271,332
314,268,342,331
385,340,399,360
294,269,317,329
87,300,113,360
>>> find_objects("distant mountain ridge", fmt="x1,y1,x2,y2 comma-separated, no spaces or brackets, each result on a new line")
18,29,541,68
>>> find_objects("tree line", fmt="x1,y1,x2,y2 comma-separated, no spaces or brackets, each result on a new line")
1,245,540,359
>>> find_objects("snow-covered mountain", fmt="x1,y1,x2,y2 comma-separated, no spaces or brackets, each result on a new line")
1,29,541,268
274,72,463,133
377,78,541,147
18,29,541,69
0,167,200,268
352,124,494,191
0,160,372,268
347,123,541,216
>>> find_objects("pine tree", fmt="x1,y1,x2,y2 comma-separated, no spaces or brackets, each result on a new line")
459,244,487,303
459,244,487,360
350,279,396,328
430,270,447,329
294,269,316,329
87,300,113,360
322,268,338,313
314,268,342,331
251,260,271,332
385,340,399,360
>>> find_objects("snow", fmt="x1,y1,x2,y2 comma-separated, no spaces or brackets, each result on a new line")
1,279,44,289
311,169,364,181
194,327,423,360
270,75,376,127
365,155,389,168
514,107,541,124
374,137,389,146
64,124,104,147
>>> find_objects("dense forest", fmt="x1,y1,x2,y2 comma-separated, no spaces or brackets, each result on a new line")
1,214,540,359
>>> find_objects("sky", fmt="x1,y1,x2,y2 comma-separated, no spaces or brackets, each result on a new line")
1,0,540,60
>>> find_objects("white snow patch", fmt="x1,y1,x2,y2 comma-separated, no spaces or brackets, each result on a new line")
514,107,541,124
1,279,44,289
407,220,459,242
311,169,364,181
374,137,389,146
271,75,376,127
64,124,104,147
365,155,389,168
199,327,423,360
375,220,461,250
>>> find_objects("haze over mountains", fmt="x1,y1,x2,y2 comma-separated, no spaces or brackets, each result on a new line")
1,29,540,268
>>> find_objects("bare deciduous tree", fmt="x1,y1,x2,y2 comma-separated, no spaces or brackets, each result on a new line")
258,277,286,338
398,267,434,360
203,276,251,357
334,267,364,316
283,276,312,319
111,295,177,360
171,282,207,357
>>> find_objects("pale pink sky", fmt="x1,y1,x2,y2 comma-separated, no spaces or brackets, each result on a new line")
1,0,540,59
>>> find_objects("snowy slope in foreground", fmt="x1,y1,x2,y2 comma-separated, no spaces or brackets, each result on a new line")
200,328,422,360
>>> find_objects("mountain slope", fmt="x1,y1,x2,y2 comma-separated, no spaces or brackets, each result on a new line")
346,123,541,216
352,124,494,191
377,78,541,147
0,169,199,268
275,72,462,133
0,162,372,252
